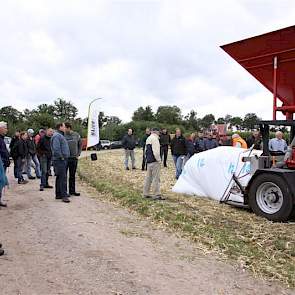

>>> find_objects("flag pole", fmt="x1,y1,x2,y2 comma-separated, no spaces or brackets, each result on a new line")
86,98,102,160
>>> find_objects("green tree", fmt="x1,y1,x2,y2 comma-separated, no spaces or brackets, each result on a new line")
216,117,225,124
132,106,155,121
53,98,78,121
106,116,121,125
200,114,215,129
230,116,243,129
242,113,260,130
184,110,199,130
224,114,232,124
155,105,182,124
37,103,55,116
98,111,107,128
0,106,23,123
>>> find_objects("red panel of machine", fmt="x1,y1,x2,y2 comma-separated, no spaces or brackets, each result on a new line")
221,26,295,108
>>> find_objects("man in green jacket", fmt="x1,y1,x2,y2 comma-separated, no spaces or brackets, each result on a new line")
64,122,82,196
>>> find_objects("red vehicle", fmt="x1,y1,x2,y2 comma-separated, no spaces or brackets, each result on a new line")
221,25,295,221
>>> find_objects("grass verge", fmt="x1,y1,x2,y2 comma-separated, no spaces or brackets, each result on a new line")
78,150,295,288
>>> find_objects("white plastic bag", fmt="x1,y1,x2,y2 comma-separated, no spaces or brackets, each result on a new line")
172,146,262,203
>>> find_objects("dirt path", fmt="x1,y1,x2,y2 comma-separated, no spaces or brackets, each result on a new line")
0,169,293,295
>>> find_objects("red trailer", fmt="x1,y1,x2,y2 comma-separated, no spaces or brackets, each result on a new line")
221,26,295,221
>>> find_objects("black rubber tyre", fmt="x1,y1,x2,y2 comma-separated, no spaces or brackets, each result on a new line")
248,173,294,222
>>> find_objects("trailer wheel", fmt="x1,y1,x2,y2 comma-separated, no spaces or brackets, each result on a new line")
248,173,293,222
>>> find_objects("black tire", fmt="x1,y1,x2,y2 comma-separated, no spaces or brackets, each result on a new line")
248,173,294,222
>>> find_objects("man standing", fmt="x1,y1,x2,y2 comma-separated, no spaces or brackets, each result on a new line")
26,129,41,180
269,131,287,153
64,122,82,196
122,128,136,170
14,131,29,184
143,128,164,200
159,128,170,168
246,131,262,150
10,131,20,179
51,123,70,203
141,128,151,171
195,132,205,153
37,128,54,191
204,133,219,150
34,129,46,145
170,128,187,179
0,122,10,207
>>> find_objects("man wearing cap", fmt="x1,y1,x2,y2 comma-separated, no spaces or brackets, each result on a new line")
26,129,41,180
0,121,10,207
143,128,165,200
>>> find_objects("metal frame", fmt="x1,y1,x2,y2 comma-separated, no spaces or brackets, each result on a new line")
273,56,278,120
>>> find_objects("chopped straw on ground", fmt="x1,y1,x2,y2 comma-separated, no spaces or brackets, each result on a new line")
78,149,295,288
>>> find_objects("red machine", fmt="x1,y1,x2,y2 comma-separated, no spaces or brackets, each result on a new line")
221,25,295,121
221,26,295,221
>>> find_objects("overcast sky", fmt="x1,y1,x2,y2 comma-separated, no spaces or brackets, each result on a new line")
0,0,294,122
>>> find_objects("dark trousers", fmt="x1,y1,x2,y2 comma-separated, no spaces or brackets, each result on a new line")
160,145,169,167
67,158,78,194
13,158,18,178
40,155,51,188
142,148,147,171
53,160,68,198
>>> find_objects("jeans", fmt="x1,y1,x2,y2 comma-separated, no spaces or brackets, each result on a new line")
27,154,41,178
39,155,51,188
124,149,135,169
53,160,68,198
17,157,26,181
67,158,78,194
160,145,169,167
173,155,186,179
0,166,7,200
143,162,161,196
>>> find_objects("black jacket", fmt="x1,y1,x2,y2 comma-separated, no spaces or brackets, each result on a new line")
10,136,19,159
170,136,187,156
141,134,150,149
15,139,29,159
195,138,205,153
159,133,170,146
27,137,37,155
122,134,136,150
246,135,262,150
37,135,52,157
0,135,10,167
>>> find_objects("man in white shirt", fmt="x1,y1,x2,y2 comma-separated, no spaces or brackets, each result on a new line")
143,128,165,200
269,131,287,153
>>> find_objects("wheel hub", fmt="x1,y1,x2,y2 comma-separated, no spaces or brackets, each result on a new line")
256,182,283,214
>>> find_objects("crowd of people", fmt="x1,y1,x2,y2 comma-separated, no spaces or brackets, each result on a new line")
120,127,291,201
2,122,82,200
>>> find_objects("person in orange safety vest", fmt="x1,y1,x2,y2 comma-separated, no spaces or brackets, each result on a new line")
232,134,248,148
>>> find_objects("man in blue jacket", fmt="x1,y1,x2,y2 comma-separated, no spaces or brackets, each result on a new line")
0,121,10,207
51,123,70,203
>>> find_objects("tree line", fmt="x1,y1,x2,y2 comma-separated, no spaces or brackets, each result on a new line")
0,99,261,140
